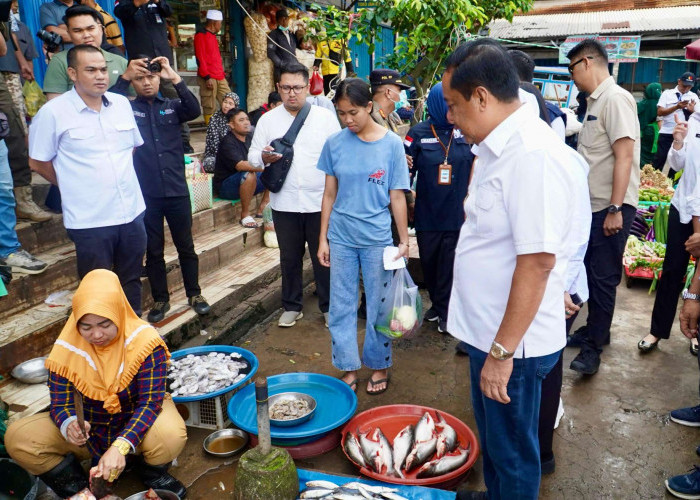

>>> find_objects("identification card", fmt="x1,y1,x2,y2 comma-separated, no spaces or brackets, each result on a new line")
438,163,452,185
155,14,163,23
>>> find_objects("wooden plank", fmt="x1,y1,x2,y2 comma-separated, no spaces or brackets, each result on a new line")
0,379,50,423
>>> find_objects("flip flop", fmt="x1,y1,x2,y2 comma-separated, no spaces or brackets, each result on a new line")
240,216,260,228
253,213,264,219
340,375,358,393
366,374,390,395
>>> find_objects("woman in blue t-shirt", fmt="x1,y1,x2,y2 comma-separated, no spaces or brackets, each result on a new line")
317,78,410,395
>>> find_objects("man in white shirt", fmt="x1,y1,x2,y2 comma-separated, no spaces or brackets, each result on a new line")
443,39,588,500
249,62,340,328
29,45,147,315
654,72,699,173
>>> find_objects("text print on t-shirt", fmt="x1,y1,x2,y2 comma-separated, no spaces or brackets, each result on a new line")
368,169,386,185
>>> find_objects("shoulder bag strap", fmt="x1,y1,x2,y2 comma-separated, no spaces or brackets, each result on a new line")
281,102,312,146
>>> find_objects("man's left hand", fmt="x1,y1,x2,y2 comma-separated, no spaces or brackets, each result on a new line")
19,61,34,81
152,56,181,84
603,212,623,237
405,154,413,169
480,355,513,404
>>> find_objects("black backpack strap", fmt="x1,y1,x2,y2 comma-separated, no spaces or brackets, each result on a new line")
281,102,312,146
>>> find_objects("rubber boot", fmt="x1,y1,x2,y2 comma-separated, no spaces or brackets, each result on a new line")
204,114,212,126
38,454,89,498
14,185,52,222
137,460,187,499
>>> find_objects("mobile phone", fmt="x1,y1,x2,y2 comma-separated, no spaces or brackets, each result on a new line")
570,293,584,307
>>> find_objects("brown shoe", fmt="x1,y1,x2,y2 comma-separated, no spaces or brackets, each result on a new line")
14,186,52,222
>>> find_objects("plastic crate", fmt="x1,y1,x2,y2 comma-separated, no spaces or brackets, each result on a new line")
175,390,235,430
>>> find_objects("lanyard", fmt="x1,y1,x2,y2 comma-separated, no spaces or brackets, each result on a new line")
430,125,453,164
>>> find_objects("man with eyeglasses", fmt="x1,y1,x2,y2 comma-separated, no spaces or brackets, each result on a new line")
654,72,699,174
565,38,640,375
43,5,128,99
249,62,340,329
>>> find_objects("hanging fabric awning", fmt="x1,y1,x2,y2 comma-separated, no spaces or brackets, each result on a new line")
686,39,700,61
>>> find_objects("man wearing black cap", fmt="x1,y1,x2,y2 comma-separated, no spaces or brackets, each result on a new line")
655,72,699,174
268,9,298,83
369,68,410,134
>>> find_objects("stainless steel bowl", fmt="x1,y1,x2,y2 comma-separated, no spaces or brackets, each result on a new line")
124,489,180,500
11,357,48,384
203,428,249,457
268,392,317,427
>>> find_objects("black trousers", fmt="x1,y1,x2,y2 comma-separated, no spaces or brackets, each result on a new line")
652,133,673,172
144,195,200,303
0,80,30,187
272,209,329,313
323,74,339,95
66,213,147,316
581,205,636,353
416,230,459,321
651,205,693,339
538,314,576,462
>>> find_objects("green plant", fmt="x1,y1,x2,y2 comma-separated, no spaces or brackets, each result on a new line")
308,0,533,103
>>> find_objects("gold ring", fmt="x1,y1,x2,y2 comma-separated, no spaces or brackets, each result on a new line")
108,470,120,482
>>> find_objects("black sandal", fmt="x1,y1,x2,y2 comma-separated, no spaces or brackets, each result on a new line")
367,374,390,395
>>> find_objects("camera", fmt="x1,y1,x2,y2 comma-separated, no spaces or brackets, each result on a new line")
0,0,11,23
36,29,63,53
147,59,162,73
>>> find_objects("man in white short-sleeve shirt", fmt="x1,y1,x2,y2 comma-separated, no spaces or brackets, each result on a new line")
29,44,147,315
443,39,589,499
654,72,699,172
249,62,340,328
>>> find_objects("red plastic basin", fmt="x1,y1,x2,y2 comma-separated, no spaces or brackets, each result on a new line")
341,404,479,487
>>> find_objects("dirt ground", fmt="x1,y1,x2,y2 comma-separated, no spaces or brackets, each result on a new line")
111,279,700,499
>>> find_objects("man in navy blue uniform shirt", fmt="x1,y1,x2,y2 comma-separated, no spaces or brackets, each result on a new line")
113,57,210,323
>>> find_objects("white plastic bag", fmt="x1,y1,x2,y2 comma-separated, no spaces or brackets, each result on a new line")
375,268,423,340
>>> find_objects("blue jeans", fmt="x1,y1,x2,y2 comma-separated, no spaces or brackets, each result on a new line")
218,171,264,201
329,242,392,371
0,140,20,259
467,345,561,500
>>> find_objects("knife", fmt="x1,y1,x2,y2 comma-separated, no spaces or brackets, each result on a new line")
73,388,88,442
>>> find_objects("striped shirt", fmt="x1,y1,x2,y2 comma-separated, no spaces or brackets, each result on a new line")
49,346,168,458
95,5,124,47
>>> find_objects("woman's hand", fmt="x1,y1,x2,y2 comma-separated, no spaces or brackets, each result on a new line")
564,292,580,319
318,239,330,267
91,446,126,482
395,241,409,260
66,419,90,447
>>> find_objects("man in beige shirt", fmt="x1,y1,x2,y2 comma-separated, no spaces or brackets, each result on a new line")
566,39,640,375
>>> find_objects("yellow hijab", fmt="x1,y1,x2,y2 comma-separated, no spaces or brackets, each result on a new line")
45,269,170,414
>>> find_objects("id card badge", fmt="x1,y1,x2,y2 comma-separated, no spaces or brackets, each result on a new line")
438,163,452,185
155,13,163,23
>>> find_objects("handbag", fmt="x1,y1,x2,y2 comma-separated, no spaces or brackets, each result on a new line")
310,70,324,96
260,103,312,193
186,158,213,214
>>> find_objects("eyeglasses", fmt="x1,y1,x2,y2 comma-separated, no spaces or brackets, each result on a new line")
568,56,594,74
278,84,308,94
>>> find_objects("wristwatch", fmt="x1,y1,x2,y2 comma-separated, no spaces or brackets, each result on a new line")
489,341,514,361
683,289,700,301
111,439,131,456
607,204,621,214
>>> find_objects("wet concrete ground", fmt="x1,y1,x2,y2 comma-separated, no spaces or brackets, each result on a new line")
113,280,700,499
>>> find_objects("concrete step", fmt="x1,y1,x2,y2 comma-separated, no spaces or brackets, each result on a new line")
0,243,283,377
3,201,259,320
15,198,241,255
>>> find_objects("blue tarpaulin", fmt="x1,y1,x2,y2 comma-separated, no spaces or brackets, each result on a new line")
297,468,457,500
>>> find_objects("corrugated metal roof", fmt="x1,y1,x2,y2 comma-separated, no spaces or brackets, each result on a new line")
488,6,700,40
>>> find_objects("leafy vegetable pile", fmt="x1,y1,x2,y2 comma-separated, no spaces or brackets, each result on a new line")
640,165,674,202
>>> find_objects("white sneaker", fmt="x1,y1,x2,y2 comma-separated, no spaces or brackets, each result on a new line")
278,310,303,327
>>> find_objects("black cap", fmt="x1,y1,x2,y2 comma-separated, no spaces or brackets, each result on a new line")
370,69,410,90
276,9,289,21
680,72,696,86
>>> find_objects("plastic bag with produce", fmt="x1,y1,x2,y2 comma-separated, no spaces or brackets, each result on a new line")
376,268,423,340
